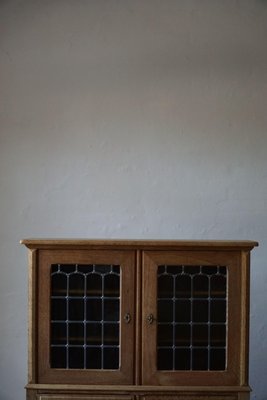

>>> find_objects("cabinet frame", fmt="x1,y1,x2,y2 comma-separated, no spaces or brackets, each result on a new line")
21,239,258,400
37,249,136,385
142,251,241,386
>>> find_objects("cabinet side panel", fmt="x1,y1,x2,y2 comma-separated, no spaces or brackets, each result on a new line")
28,249,38,383
239,251,251,386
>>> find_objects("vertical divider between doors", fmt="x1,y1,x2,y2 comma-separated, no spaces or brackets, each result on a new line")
135,250,142,385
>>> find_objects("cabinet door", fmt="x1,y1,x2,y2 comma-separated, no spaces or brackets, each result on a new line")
37,250,135,384
142,251,242,386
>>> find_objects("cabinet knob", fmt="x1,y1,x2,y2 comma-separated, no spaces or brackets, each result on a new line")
124,312,131,324
147,313,155,324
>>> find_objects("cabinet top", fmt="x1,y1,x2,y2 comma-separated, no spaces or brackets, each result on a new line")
20,238,258,251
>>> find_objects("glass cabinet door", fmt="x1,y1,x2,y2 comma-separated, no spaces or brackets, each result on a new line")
37,250,135,385
142,251,242,386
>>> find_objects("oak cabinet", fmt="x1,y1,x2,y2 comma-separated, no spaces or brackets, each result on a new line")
21,239,257,400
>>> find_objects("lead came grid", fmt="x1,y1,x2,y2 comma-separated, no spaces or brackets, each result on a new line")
157,265,227,371
50,264,120,370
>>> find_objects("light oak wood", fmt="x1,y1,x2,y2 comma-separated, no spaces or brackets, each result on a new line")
142,251,242,386
22,239,257,400
38,250,135,385
21,239,258,251
38,396,133,400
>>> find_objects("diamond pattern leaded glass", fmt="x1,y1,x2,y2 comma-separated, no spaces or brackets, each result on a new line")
50,264,120,369
157,265,227,371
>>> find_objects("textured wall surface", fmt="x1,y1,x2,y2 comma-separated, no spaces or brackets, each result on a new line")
0,1,267,399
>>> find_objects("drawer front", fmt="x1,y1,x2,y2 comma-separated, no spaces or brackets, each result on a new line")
141,396,237,400
38,396,134,400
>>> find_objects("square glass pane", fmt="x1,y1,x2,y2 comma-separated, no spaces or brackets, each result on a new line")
192,324,208,346
104,299,119,322
50,347,66,368
69,299,84,321
51,299,66,321
175,348,191,370
86,347,101,369
210,324,226,346
192,348,208,370
158,300,173,322
104,274,120,297
158,324,173,346
175,300,191,322
86,323,102,345
69,323,84,345
51,322,67,345
158,274,174,299
86,299,102,321
175,324,191,346
104,323,119,345
210,348,226,370
210,300,226,323
69,346,84,369
192,300,209,322
158,348,173,370
103,347,119,369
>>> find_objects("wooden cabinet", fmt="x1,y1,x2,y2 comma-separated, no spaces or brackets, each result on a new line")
21,239,258,400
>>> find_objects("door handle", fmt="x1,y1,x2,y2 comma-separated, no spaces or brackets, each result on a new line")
147,313,155,324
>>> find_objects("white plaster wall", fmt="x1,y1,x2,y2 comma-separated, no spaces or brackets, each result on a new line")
0,1,267,399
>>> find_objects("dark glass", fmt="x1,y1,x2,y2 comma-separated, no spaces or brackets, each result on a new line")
210,324,226,346
77,264,93,273
192,300,209,322
158,300,173,322
69,273,84,296
50,263,121,371
51,322,66,345
51,299,66,321
210,348,226,370
94,265,110,274
202,266,217,275
50,347,66,368
60,264,76,274
158,324,173,346
69,299,84,321
175,300,191,322
175,324,191,346
175,348,191,370
210,275,227,298
158,275,173,298
69,323,84,345
192,348,208,370
175,275,191,298
158,265,165,274
193,275,209,298
103,348,119,369
86,274,102,296
86,347,101,369
158,348,173,370
167,265,183,274
157,263,228,372
51,273,67,296
210,300,226,323
184,266,201,275
104,299,119,322
104,323,119,345
104,274,120,297
86,299,102,321
69,347,84,369
86,323,102,345
192,324,208,346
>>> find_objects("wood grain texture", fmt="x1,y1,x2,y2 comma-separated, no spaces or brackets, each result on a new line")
22,239,257,400
21,239,258,251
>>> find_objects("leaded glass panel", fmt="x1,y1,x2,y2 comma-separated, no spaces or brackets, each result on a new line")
50,264,120,370
157,265,227,371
